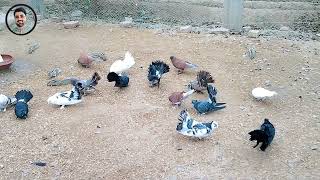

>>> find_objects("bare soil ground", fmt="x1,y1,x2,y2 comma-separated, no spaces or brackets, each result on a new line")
0,22,319,179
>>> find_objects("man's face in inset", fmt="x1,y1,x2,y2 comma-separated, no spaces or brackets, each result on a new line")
14,11,26,28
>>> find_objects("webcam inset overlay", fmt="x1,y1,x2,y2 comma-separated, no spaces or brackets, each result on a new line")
6,4,37,36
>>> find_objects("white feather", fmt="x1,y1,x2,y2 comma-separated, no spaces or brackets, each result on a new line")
109,51,135,74
0,94,9,111
47,87,82,107
178,121,218,139
177,110,218,139
182,89,195,99
252,87,277,100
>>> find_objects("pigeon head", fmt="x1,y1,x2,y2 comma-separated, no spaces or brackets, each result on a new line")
248,130,267,141
107,72,119,82
191,100,198,105
176,122,183,131
264,118,270,124
76,82,83,89
149,78,160,87
170,56,174,60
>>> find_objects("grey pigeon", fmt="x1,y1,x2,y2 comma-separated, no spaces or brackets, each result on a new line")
0,94,17,112
192,85,226,114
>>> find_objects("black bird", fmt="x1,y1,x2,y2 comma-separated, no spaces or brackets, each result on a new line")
14,90,33,119
148,60,170,88
107,72,129,88
249,118,275,151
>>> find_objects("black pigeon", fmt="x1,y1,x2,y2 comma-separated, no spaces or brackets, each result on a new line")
148,60,170,88
107,72,129,88
14,90,33,119
249,118,275,151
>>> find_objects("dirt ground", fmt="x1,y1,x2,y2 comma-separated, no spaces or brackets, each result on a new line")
0,21,319,179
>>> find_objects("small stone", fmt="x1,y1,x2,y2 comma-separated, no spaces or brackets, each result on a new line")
168,175,177,180
248,30,260,38
311,146,317,150
177,148,182,151
298,96,302,99
32,162,46,167
0,164,4,169
41,136,48,141
71,10,82,19
315,34,320,41
246,47,256,60
51,17,62,23
243,26,251,33
280,26,290,31
63,21,80,29
120,17,133,28
28,42,40,54
179,25,192,33
265,80,271,86
48,68,62,79
240,106,246,110
209,27,230,34
176,166,184,172
97,125,101,128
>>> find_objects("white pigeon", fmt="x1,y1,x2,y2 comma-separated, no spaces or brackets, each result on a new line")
47,84,83,109
0,94,17,112
252,87,277,100
109,51,135,75
176,109,218,139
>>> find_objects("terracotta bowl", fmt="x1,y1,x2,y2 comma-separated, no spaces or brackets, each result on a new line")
0,54,14,70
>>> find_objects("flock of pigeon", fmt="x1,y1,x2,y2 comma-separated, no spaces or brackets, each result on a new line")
0,51,277,151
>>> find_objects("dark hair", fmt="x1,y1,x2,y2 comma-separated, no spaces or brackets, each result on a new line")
14,7,27,16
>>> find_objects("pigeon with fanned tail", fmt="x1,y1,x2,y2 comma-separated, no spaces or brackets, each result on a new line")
192,85,226,114
170,56,198,74
107,72,129,88
0,94,17,112
169,89,194,106
187,71,215,93
176,109,218,139
47,83,83,109
70,72,101,95
148,60,170,88
14,90,33,119
249,118,275,151
252,87,277,100
110,51,135,75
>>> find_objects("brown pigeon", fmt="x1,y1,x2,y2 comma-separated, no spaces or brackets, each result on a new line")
188,71,215,93
169,89,195,106
78,53,94,68
170,56,198,74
